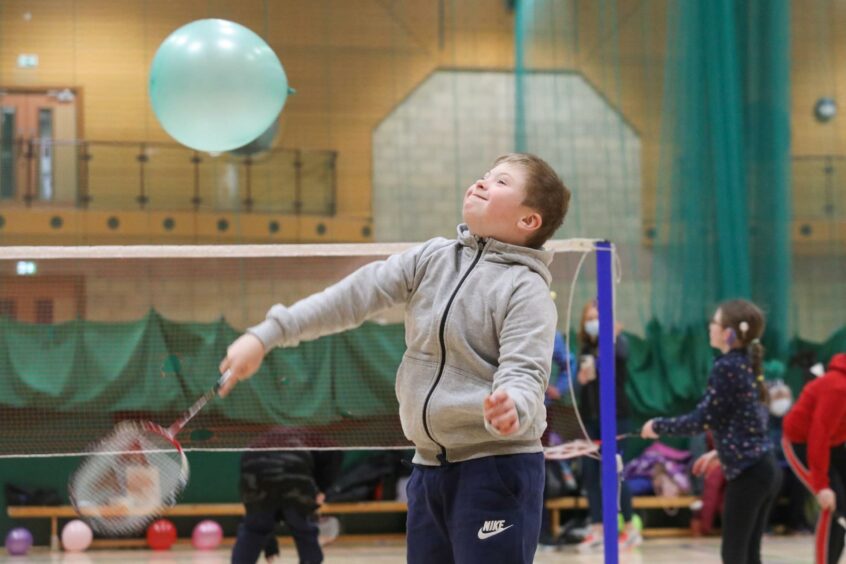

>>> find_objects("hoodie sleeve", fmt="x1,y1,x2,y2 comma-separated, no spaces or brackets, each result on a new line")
485,273,556,439
807,389,846,492
248,240,439,350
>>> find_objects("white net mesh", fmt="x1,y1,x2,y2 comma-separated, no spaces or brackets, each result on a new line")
0,241,604,457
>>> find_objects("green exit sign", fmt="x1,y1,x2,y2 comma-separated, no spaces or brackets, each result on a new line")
16,54,38,69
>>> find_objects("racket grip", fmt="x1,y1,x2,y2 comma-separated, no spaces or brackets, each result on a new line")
215,369,233,395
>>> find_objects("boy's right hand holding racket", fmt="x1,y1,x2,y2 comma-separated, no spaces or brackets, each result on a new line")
219,334,266,397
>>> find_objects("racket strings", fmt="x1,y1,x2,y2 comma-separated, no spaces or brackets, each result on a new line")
69,422,188,535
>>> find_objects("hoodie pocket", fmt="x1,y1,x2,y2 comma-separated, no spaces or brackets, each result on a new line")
395,352,438,445
427,364,492,448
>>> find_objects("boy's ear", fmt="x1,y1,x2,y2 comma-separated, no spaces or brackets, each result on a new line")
519,212,542,232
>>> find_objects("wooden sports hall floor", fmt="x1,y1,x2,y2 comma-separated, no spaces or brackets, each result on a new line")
2,535,821,563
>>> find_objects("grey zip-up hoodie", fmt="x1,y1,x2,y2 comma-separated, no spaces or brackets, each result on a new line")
248,224,557,465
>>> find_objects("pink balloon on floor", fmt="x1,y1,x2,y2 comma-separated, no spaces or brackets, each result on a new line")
61,519,93,552
191,519,222,550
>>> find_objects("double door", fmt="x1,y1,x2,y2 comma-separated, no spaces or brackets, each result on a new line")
0,89,79,203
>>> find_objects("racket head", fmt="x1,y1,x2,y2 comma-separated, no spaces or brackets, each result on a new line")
543,439,600,460
68,420,189,536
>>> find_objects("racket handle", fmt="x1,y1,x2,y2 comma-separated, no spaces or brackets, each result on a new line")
215,369,233,395
169,369,234,437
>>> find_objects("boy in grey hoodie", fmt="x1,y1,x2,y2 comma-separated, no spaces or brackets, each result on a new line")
220,153,570,564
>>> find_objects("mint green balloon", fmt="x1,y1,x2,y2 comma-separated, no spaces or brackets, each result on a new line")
149,19,288,152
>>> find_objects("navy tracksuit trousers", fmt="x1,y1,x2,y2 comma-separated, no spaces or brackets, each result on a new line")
405,452,544,564
231,507,322,564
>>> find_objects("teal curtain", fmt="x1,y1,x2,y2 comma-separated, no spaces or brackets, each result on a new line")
0,311,405,457
652,0,791,351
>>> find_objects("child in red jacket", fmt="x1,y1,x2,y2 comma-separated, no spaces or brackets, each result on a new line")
783,353,846,564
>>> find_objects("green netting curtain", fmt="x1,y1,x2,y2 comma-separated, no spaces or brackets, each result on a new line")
514,0,792,416
652,0,791,355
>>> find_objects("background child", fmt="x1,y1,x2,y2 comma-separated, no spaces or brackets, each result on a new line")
574,299,640,552
642,299,780,564
782,352,846,564
220,153,571,563
231,428,343,564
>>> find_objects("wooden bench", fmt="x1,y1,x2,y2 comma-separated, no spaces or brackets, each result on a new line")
7,501,408,550
9,496,697,549
544,495,699,538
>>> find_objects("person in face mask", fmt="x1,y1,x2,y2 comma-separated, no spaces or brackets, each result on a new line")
574,300,640,552
769,382,792,418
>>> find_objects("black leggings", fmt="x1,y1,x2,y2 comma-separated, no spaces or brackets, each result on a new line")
721,453,781,564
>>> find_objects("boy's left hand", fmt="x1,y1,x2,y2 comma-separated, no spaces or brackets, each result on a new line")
484,388,519,436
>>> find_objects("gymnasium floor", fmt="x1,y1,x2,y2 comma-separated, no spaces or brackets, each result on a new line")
1,536,820,563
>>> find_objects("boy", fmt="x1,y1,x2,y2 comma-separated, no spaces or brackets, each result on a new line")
782,353,846,564
220,153,570,563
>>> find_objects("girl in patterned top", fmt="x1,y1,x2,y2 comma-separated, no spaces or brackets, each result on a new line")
641,299,780,564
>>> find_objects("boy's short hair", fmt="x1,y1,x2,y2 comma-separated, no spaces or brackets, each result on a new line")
494,153,571,248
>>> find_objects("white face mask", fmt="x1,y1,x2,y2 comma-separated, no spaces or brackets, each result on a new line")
769,398,791,417
584,319,599,338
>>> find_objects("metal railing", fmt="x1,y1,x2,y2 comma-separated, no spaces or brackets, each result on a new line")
0,137,337,215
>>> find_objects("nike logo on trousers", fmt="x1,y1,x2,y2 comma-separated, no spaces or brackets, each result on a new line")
477,521,514,540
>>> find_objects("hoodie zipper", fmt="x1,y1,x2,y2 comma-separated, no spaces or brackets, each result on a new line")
422,239,487,463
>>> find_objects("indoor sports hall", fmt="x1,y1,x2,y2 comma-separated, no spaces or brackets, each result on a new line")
0,2,844,564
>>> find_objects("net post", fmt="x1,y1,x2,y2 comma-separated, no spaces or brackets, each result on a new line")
596,240,618,564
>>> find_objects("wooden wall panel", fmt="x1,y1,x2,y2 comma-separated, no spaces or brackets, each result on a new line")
2,0,842,245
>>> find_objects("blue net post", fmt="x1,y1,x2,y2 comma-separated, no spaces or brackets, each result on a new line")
596,240,618,564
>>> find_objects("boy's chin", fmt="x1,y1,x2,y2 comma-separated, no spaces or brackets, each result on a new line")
464,222,487,238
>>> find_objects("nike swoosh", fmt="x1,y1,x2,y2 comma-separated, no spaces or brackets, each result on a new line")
477,524,514,540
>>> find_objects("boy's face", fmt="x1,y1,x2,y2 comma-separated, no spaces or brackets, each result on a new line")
461,161,540,246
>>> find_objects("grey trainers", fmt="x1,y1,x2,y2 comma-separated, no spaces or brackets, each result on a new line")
619,529,643,550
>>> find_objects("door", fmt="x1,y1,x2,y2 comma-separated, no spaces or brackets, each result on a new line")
0,275,84,323
0,89,79,204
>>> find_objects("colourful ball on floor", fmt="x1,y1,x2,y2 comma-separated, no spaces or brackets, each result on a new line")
5,527,33,555
61,519,93,552
191,519,222,550
146,519,177,551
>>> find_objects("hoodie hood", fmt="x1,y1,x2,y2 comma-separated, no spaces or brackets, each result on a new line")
457,224,554,286
828,353,846,376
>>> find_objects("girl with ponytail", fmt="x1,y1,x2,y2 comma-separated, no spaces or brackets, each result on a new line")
641,299,780,564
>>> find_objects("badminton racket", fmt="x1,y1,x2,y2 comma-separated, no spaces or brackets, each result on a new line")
68,370,232,535
544,431,639,460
